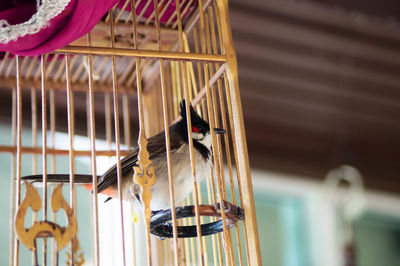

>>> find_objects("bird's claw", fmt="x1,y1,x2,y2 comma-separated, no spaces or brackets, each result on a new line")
213,200,245,223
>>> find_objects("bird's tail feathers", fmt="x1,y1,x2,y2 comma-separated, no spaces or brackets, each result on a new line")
21,174,99,184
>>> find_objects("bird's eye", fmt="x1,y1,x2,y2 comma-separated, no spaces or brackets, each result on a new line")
192,126,200,133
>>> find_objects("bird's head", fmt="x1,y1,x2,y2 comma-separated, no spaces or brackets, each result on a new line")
178,100,225,148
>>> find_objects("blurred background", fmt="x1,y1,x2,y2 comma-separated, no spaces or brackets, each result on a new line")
229,0,400,265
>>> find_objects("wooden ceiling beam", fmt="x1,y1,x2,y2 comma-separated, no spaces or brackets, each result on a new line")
240,83,400,131
235,37,400,91
237,58,400,108
229,8,400,67
239,76,400,122
230,0,400,43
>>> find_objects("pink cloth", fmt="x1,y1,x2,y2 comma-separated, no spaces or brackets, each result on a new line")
0,0,119,56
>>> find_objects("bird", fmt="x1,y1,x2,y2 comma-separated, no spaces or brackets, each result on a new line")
22,100,226,211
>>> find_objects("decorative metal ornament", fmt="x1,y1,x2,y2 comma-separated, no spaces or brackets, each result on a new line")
15,182,77,251
133,128,156,222
133,60,156,262
133,56,156,229
66,237,85,266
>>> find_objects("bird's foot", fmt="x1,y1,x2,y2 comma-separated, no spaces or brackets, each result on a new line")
213,200,245,227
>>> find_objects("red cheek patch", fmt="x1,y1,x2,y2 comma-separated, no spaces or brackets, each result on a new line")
192,126,200,133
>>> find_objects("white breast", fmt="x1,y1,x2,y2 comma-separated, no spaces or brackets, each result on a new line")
149,143,210,210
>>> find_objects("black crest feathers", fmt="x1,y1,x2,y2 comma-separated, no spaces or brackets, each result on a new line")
179,100,209,130
180,100,200,121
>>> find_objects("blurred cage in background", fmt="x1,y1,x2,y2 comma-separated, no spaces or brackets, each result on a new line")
0,0,261,265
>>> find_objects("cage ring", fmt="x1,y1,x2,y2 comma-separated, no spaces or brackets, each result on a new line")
150,200,245,238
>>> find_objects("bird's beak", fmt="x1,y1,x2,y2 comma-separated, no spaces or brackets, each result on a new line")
213,128,226,134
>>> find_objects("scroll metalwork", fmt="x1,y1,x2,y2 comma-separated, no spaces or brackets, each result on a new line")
15,182,77,251
133,133,156,221
66,237,85,266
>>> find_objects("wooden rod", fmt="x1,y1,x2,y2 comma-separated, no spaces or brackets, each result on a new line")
10,65,17,266
0,77,136,94
0,146,131,156
154,0,180,262
175,0,204,264
87,32,101,266
130,1,153,264
56,46,227,62
110,7,127,266
41,54,48,221
49,87,58,266
217,0,262,264
66,54,77,265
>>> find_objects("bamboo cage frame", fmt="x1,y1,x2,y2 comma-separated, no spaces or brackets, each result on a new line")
1,0,261,265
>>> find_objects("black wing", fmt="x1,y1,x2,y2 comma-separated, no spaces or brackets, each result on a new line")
97,147,139,192
97,125,185,193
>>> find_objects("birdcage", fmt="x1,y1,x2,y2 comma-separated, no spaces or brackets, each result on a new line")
1,0,261,265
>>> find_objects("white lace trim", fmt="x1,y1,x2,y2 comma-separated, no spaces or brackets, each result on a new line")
0,0,72,44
